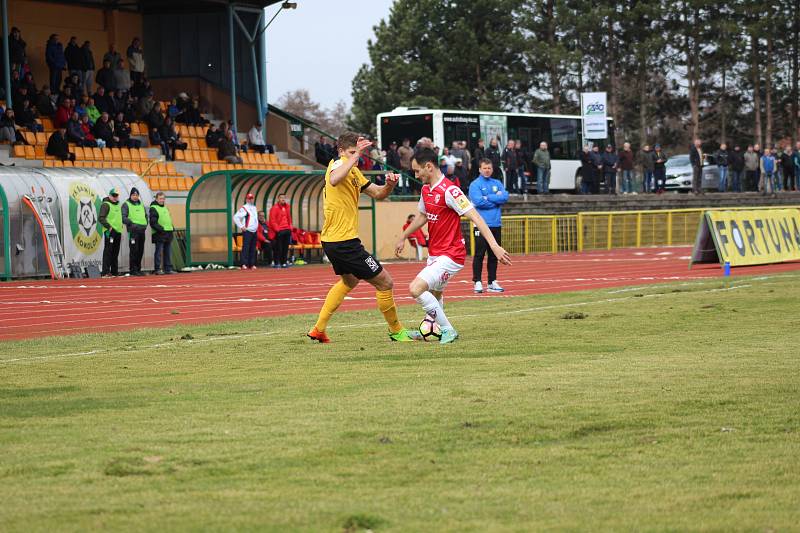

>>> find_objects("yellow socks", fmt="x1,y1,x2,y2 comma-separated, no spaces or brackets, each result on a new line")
376,289,403,333
314,280,352,332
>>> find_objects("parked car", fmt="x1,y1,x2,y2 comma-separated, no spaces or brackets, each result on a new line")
664,154,719,192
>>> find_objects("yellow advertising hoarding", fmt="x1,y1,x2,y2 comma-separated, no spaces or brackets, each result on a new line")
691,208,800,267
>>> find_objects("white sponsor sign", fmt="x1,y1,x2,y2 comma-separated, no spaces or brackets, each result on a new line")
581,92,608,140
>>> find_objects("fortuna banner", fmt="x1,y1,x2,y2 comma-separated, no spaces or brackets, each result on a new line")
690,208,800,267
580,92,608,140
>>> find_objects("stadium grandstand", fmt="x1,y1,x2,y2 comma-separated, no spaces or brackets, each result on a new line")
0,0,311,192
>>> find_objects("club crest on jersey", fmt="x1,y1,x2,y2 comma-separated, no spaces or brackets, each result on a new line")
434,193,441,203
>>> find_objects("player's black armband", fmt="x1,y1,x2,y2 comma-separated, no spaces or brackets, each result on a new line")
360,183,371,192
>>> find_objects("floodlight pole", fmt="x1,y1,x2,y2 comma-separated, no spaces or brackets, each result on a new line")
1,0,12,106
258,13,268,143
227,3,238,134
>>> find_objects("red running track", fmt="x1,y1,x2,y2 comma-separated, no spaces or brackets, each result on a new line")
1,246,799,341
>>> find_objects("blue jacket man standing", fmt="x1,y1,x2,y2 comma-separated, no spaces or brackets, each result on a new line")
468,158,509,293
45,34,66,93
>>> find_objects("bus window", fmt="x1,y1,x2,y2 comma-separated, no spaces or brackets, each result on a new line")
549,118,579,160
379,114,434,150
443,114,481,153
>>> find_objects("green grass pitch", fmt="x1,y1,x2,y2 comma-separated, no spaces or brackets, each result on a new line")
2,274,799,532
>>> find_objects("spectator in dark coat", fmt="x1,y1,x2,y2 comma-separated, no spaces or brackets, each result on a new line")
36,86,56,117
93,86,113,115
46,127,75,161
102,44,120,70
158,117,187,160
8,27,27,76
589,145,604,194
114,111,140,148
729,145,745,193
638,145,655,193
579,145,594,194
781,147,796,192
45,34,66,93
653,144,668,193
472,138,486,179
501,140,519,193
485,138,503,180
218,129,243,164
95,59,115,91
385,141,401,170
65,111,86,145
602,145,619,194
82,41,95,94
205,123,223,148
93,112,116,147
688,139,704,195
14,99,40,132
0,109,23,144
64,36,84,94
146,101,164,131
618,142,635,194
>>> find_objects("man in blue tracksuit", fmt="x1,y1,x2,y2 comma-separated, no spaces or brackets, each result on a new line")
468,158,509,293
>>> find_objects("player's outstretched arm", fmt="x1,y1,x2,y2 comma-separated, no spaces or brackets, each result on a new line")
395,211,427,256
465,209,512,265
363,173,400,200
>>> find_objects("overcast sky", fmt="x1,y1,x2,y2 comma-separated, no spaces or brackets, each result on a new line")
265,0,395,111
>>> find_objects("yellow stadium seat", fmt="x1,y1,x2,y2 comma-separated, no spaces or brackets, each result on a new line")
200,151,211,163
13,144,26,158
157,177,169,190
110,147,122,161
40,117,54,130
23,131,36,145
182,177,194,189
89,147,101,160
43,160,54,167
52,160,63,167
63,160,73,167
174,149,185,161
167,177,179,190
197,138,207,149
74,146,86,160
137,148,148,160
34,145,45,159
24,145,35,159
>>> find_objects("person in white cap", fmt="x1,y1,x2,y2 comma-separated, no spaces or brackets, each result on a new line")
233,192,259,270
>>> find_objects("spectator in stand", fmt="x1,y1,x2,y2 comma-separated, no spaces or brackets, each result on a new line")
0,109,22,143
618,142,635,194
248,122,266,154
149,192,174,275
103,44,120,70
469,158,509,294
14,99,40,132
218,129,243,164
472,138,486,179
134,91,154,119
93,112,116,147
781,146,795,192
485,138,503,180
256,211,273,265
46,34,66,93
113,59,131,94
451,141,467,167
146,101,164,131
54,98,71,128
453,158,468,191
95,59,115,92
398,138,414,173
386,140,401,170
93,85,113,114
743,145,759,192
315,135,331,164
753,143,763,192
653,144,668,194
532,141,551,195
64,36,84,94
73,95,87,119
36,85,56,116
268,194,293,268
794,142,800,191
98,188,122,277
81,41,95,94
159,117,186,160
715,143,730,192
689,139,704,195
12,84,32,112
85,97,100,124
760,147,777,195
114,111,140,148
501,140,518,193
730,145,744,193
121,187,147,276
20,71,36,94
62,72,82,97
127,38,145,83
205,122,222,148
8,27,27,78
233,192,259,270
79,114,98,146
602,144,618,194
46,126,75,162
514,140,529,197
579,145,594,194
638,144,654,193
65,111,85,145
589,144,603,194
178,99,206,126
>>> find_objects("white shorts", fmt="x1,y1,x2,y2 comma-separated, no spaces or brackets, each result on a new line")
417,255,463,292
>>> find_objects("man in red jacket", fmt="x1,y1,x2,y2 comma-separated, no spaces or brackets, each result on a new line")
268,193,293,268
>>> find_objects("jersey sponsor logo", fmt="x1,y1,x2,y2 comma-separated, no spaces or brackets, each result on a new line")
351,176,360,188
426,212,440,223
365,256,380,272
455,194,471,210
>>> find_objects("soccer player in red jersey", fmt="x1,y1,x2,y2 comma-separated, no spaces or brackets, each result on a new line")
395,147,511,344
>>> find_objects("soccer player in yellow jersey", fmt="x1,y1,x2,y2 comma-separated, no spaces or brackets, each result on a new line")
308,132,419,343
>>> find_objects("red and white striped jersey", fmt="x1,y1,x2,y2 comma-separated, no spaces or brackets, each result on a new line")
418,176,473,265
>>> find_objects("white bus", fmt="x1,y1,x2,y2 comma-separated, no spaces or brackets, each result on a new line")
376,107,615,191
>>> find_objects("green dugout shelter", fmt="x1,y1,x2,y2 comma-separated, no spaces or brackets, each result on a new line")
185,170,377,266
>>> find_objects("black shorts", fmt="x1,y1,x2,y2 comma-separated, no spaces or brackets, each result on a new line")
322,238,383,280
